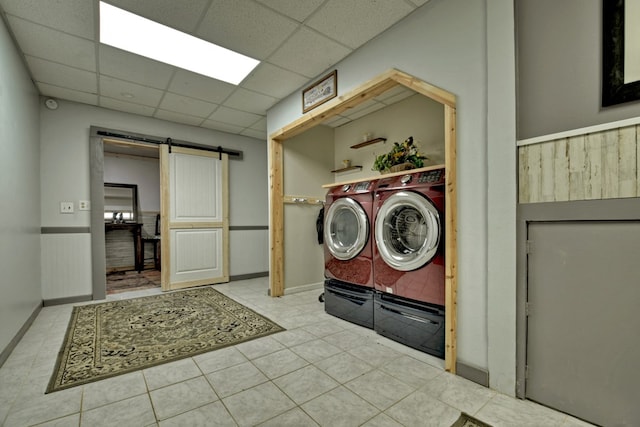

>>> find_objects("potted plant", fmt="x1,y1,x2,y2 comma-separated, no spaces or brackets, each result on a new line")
372,136,427,173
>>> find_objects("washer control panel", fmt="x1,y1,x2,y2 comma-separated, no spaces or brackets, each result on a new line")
353,181,371,191
418,169,444,183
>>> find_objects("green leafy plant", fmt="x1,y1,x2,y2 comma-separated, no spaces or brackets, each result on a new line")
372,136,427,172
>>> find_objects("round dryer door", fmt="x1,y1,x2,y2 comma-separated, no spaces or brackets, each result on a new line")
375,191,440,271
324,197,369,261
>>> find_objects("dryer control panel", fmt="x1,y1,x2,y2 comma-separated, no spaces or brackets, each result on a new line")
418,169,444,184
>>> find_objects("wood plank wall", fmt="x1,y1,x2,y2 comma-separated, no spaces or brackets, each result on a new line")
519,125,639,203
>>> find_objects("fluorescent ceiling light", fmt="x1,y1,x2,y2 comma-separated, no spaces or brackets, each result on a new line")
99,2,259,85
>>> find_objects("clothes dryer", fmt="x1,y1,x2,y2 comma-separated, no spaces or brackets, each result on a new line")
323,179,376,328
372,168,446,357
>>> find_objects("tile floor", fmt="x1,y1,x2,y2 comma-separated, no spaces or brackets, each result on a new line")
0,278,595,427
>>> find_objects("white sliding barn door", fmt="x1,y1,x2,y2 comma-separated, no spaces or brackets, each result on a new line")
160,145,229,291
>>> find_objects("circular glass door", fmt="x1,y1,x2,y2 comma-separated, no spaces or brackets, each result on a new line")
375,191,440,271
324,197,369,260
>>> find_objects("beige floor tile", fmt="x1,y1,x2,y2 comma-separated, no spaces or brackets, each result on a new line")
348,343,403,367
273,365,339,405
315,352,374,383
257,407,319,426
3,386,82,427
143,358,202,390
222,382,296,426
270,328,317,347
158,401,237,427
206,361,268,397
475,393,567,427
380,354,442,389
301,386,379,427
360,413,404,427
33,413,81,426
149,376,218,421
419,371,495,414
345,369,414,410
82,371,147,411
251,348,309,379
81,394,155,427
384,388,460,427
290,339,341,363
193,347,248,374
235,336,285,360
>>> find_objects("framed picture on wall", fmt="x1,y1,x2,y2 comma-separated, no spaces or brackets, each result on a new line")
602,0,640,106
302,70,338,113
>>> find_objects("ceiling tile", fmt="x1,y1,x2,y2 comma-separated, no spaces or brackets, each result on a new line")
7,16,96,71
323,115,351,128
26,56,97,93
223,88,276,115
342,99,386,120
379,89,416,105
99,45,174,89
154,109,204,127
159,93,217,118
0,0,94,39
37,83,98,106
241,62,308,99
307,0,415,49
99,97,156,117
409,0,431,6
99,76,164,107
255,0,325,22
208,106,262,128
241,128,266,140
196,0,299,60
268,27,352,78
201,119,245,134
104,0,210,33
167,69,236,104
249,117,267,131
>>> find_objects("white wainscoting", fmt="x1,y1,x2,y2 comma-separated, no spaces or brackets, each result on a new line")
41,233,92,300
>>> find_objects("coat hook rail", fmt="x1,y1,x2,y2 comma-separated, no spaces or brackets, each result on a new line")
283,195,324,205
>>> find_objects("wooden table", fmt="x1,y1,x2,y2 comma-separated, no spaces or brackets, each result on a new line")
105,222,143,272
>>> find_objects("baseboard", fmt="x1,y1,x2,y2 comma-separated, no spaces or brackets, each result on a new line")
283,281,324,295
43,294,92,307
0,302,42,368
456,361,490,387
229,272,269,282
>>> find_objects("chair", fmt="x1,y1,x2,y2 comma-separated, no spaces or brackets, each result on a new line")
142,214,161,270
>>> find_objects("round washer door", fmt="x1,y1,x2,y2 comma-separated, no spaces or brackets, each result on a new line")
324,197,369,261
375,191,441,271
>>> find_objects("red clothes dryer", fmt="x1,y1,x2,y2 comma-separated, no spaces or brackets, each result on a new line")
323,180,377,328
372,168,446,357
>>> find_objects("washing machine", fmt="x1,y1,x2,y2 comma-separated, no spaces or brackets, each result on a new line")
323,179,376,328
372,168,446,357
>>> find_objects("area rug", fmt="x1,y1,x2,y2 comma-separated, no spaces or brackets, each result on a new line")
451,412,492,427
46,287,285,393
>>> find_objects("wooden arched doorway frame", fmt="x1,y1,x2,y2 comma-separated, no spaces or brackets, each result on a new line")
268,69,458,372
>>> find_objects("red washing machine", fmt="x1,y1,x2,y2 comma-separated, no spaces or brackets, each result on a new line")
323,179,377,328
372,168,446,357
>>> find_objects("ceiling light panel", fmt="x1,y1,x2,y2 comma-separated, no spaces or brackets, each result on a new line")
99,2,259,85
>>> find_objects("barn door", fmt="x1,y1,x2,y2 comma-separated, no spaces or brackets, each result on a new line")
160,145,229,290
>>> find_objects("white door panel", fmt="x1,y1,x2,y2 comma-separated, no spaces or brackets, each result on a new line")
171,229,223,283
161,145,229,290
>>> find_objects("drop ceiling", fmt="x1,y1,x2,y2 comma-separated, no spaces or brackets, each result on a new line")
0,0,428,140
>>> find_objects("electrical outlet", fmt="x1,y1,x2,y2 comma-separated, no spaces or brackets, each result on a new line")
60,202,74,213
78,200,90,210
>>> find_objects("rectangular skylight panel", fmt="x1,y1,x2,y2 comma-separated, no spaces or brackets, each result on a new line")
99,2,259,85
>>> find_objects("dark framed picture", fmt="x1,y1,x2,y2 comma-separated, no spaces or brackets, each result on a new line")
602,0,640,106
302,70,337,113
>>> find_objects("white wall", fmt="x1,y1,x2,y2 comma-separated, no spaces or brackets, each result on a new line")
40,100,269,299
104,155,160,212
268,0,518,394
0,17,41,354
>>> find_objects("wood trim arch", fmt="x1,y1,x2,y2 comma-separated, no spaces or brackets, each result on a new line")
268,69,458,372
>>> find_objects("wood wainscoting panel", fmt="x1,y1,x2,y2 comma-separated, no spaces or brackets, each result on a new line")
519,125,638,203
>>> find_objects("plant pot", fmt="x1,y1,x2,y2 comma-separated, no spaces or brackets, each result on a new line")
381,162,414,174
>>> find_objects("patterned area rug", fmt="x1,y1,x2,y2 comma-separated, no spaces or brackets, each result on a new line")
47,287,285,393
451,412,493,427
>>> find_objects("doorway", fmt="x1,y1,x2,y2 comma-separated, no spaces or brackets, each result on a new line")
103,139,161,295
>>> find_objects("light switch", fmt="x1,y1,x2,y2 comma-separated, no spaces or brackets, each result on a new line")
60,202,74,213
